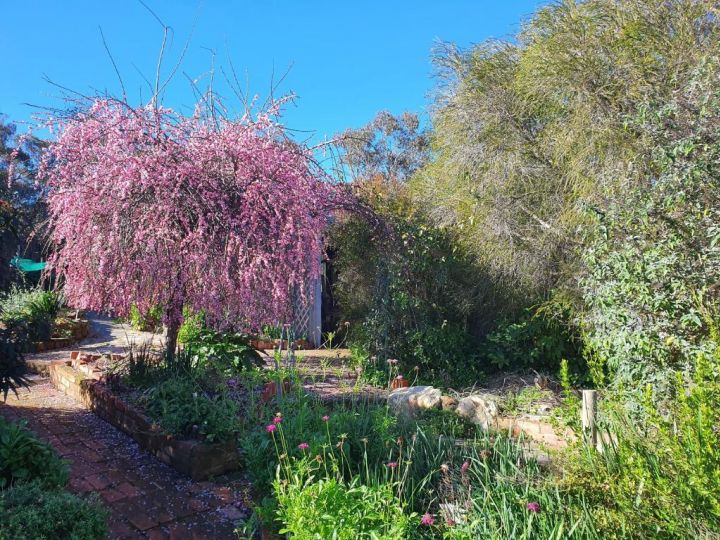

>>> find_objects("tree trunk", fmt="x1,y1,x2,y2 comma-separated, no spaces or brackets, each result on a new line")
166,318,180,363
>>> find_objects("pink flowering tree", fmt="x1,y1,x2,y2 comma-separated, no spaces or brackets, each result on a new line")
38,98,343,356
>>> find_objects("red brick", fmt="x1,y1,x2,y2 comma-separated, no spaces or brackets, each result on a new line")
109,519,135,539
117,482,141,498
100,488,126,503
146,528,169,540
86,473,112,490
168,524,192,540
127,511,158,531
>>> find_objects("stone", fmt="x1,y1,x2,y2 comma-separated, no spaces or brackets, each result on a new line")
440,395,458,411
388,386,442,415
456,394,499,431
414,387,442,410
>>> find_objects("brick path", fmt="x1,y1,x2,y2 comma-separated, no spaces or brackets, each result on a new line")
1,377,250,539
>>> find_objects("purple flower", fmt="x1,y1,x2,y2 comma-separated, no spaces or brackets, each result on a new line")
527,502,541,513
226,378,238,388
298,442,310,450
266,424,277,434
420,513,435,526
322,415,330,422
273,416,283,424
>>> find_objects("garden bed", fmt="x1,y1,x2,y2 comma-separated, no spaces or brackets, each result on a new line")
26,318,90,353
48,360,241,480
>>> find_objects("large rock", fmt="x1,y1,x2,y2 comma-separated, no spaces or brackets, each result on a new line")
456,394,499,431
388,386,442,415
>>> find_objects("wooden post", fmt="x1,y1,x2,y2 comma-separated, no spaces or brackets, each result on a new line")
582,389,597,449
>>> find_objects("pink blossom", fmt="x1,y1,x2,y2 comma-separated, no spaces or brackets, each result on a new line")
273,416,283,425
322,415,330,422
298,442,309,450
461,460,470,474
386,462,398,469
527,502,541,513
420,513,435,526
266,424,277,434
38,98,354,341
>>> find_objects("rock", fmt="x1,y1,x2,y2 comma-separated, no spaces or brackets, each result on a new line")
415,387,442,410
440,395,458,411
389,386,442,415
456,394,499,431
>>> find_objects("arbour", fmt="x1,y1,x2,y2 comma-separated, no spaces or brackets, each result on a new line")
37,97,344,354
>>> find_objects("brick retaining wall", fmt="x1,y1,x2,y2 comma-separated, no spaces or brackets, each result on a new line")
49,361,241,480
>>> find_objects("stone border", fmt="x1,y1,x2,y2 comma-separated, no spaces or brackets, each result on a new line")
48,361,241,480
389,385,575,450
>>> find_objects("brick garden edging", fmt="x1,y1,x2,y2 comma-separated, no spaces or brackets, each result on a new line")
48,361,241,481
26,319,90,353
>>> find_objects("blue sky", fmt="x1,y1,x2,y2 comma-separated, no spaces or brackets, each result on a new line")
2,1,546,142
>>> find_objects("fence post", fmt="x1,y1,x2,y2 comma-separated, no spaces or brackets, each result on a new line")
581,389,597,449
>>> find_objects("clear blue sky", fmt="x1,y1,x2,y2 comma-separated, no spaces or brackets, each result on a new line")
2,1,546,142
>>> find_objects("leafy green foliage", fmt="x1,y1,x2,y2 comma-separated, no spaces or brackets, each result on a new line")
128,303,163,332
0,287,62,341
138,376,240,443
561,347,720,538
276,476,409,540
579,57,720,395
0,416,69,489
413,408,476,440
177,307,205,344
481,307,580,371
183,329,264,375
0,481,108,540
330,181,497,383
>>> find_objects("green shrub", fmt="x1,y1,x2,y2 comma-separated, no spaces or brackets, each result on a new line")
329,182,497,385
0,287,63,341
0,416,68,489
481,306,581,372
183,329,263,375
177,307,205,344
0,481,108,540
128,303,163,332
562,349,720,538
138,376,240,443
275,476,410,540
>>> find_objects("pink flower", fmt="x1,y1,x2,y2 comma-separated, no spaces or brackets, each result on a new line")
461,460,470,474
322,415,330,422
420,513,435,526
527,502,541,513
273,416,282,424
265,424,276,434
386,461,398,469
298,442,309,450
446,518,456,527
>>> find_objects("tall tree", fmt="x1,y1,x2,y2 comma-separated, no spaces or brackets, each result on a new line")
412,0,720,298
34,99,343,355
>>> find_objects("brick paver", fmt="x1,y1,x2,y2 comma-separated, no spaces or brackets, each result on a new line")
1,377,251,539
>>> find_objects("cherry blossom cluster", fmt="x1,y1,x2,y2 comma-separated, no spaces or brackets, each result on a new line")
39,99,340,333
